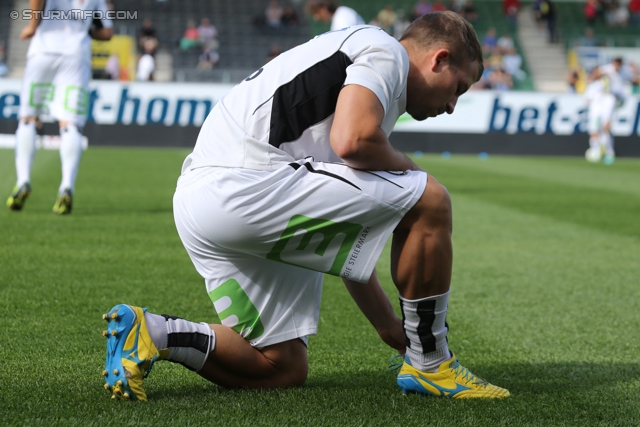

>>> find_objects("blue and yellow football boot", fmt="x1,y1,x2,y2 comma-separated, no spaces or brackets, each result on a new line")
6,183,32,211
395,353,510,399
102,304,166,401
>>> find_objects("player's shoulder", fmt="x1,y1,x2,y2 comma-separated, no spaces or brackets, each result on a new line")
340,26,403,51
342,26,406,66
311,25,398,53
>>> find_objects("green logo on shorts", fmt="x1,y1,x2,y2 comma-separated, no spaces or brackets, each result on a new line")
64,85,89,115
266,214,362,276
208,279,264,341
29,83,55,108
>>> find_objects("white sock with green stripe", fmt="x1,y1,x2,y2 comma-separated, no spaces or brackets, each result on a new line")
399,291,451,373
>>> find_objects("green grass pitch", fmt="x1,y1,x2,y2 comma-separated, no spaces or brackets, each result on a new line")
1,147,640,426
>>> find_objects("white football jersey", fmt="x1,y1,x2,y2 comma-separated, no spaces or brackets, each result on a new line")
598,63,625,100
331,6,365,31
584,78,607,104
183,26,409,172
27,0,113,62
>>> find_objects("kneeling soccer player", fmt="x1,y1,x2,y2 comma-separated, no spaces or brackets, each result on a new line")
102,12,509,401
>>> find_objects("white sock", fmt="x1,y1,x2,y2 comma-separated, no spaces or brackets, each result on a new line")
400,291,451,372
144,312,168,350
602,132,614,157
144,313,216,372
589,135,599,151
59,124,83,193
15,120,37,186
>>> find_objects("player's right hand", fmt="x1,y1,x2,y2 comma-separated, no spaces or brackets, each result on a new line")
20,25,37,40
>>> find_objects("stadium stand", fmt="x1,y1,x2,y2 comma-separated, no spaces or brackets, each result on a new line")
108,0,534,87
9,0,633,91
113,0,312,82
0,3,11,47
553,1,640,48
0,1,14,75
310,0,535,90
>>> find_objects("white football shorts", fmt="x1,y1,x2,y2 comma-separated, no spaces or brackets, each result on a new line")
19,53,91,127
173,160,427,348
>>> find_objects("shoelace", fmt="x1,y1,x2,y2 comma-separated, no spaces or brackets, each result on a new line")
450,360,487,386
388,354,405,372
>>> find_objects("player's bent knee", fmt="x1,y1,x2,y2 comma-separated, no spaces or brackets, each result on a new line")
424,177,451,214
285,362,308,387
261,338,309,387
398,176,452,232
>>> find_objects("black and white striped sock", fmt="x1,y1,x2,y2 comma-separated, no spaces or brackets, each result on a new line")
399,291,451,372
144,312,216,372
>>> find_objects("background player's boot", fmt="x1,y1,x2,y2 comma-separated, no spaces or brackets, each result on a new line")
102,304,166,401
52,188,72,215
396,353,510,398
6,183,32,211
603,154,615,165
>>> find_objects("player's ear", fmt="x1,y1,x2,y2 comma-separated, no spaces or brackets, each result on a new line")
431,49,450,71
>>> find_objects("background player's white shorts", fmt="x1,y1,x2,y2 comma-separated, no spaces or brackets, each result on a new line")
19,53,90,127
587,93,616,134
173,160,427,348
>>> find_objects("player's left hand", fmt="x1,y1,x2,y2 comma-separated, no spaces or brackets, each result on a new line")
20,25,37,40
376,316,406,354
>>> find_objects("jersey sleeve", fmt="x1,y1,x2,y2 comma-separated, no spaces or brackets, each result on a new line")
95,0,114,28
342,29,408,114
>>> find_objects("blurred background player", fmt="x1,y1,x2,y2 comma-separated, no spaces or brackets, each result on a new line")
6,0,113,214
584,71,616,164
307,0,364,30
596,57,639,106
585,57,639,164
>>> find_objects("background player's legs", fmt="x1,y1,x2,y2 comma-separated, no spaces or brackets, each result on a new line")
8,53,57,210
51,55,90,214
586,101,606,163
601,121,615,164
7,118,38,210
602,132,614,157
58,120,83,193
589,132,600,152
15,118,38,187
600,96,616,164
391,175,453,372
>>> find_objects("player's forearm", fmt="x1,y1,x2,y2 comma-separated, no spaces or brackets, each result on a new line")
28,0,45,27
343,269,398,331
332,84,421,172
333,127,422,172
